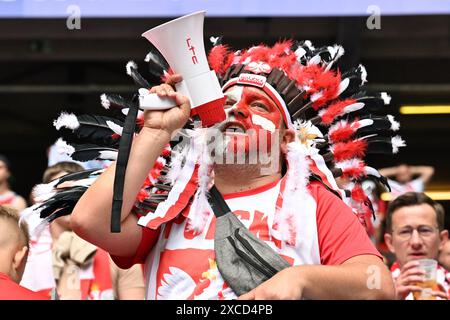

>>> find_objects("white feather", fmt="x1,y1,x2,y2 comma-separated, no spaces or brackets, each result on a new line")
55,138,75,156
144,52,151,62
304,40,315,51
357,119,374,129
392,136,406,154
106,120,123,136
310,91,323,102
126,61,137,76
308,55,321,65
364,166,381,177
381,92,391,105
32,180,59,202
19,204,41,230
99,150,118,160
342,102,365,114
100,94,110,109
53,112,79,130
165,143,189,185
325,45,345,71
295,47,307,60
387,114,400,131
335,158,364,171
209,36,220,45
338,78,350,95
359,64,368,84
186,129,213,233
275,142,311,246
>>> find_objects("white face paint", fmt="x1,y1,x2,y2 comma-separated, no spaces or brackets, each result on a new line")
251,114,276,133
224,86,244,117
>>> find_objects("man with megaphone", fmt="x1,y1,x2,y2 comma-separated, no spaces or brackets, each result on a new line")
36,11,401,299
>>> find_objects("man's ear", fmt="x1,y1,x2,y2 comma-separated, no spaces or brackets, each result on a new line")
281,129,296,154
384,233,396,254
12,246,28,280
439,229,449,251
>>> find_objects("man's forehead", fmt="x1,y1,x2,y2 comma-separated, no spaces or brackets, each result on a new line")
392,203,438,227
224,85,278,106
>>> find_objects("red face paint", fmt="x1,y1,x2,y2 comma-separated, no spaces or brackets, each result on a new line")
222,86,283,158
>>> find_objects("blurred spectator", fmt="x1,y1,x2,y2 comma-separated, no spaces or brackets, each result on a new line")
0,205,48,300
20,161,145,300
379,164,434,199
384,192,449,299
439,240,450,272
0,154,27,211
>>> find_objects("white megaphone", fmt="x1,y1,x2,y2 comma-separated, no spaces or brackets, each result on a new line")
139,11,226,127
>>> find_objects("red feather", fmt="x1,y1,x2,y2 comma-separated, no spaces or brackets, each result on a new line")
310,70,341,109
207,44,234,75
332,140,367,161
161,145,171,157
341,161,366,179
351,185,367,202
328,118,360,143
320,98,357,125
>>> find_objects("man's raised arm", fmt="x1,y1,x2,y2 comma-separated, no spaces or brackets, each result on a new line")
71,76,191,258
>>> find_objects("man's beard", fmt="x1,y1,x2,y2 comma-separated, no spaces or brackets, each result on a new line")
210,131,281,176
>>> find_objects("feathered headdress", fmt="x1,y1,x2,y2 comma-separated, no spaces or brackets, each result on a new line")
31,38,404,244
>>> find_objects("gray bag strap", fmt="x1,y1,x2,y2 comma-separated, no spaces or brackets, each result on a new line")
209,185,290,295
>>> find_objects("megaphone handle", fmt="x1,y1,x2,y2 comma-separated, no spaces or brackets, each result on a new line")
139,93,177,110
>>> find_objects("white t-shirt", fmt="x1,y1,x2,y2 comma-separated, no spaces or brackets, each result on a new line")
112,178,381,300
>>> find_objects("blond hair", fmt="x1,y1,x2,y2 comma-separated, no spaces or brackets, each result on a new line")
0,205,30,248
42,161,84,183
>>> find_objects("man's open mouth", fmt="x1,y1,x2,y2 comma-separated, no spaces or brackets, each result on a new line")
222,122,247,134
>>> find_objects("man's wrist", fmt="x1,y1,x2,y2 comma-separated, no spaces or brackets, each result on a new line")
291,265,309,297
140,127,172,142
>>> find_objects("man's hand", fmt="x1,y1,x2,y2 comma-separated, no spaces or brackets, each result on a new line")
144,74,191,135
238,267,303,300
394,260,425,300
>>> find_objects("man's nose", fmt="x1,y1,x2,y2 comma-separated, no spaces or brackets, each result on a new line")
409,229,423,247
230,104,249,119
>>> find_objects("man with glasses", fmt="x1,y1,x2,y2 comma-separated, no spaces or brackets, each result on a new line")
384,192,449,299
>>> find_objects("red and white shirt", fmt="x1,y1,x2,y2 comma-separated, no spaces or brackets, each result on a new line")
112,178,381,300
0,191,21,206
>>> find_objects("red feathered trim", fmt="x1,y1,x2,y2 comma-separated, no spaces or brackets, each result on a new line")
341,162,366,179
237,41,297,77
137,189,148,202
351,185,367,202
329,118,361,143
332,140,367,161
111,133,121,140
311,70,341,109
320,98,357,125
161,145,171,157
208,44,234,76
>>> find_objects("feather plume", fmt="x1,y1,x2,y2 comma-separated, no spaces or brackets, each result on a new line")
331,140,367,161
126,61,150,88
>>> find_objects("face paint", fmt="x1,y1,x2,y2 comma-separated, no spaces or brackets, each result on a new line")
251,114,276,133
221,86,283,162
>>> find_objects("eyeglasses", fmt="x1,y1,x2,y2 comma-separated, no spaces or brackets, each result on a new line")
393,226,439,240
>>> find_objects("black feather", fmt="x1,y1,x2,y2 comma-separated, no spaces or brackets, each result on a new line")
70,144,117,162
127,62,151,88
56,169,103,187
102,93,130,110
58,114,123,148
145,50,169,78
